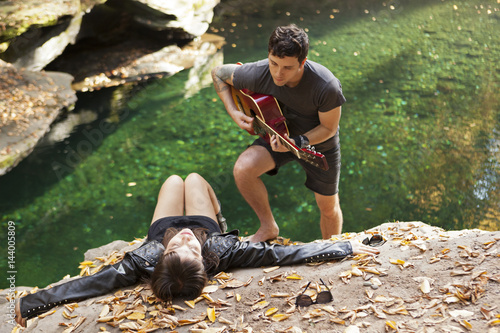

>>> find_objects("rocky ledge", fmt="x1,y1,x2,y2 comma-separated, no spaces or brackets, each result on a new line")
1,222,499,333
0,0,224,176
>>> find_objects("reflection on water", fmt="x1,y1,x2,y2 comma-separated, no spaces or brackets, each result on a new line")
0,0,498,288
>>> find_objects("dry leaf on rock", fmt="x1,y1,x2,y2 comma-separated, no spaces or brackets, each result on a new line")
302,308,324,319
258,276,266,286
62,310,77,319
321,305,337,315
178,313,206,326
96,316,114,323
251,300,269,311
126,312,145,320
263,266,280,273
202,285,219,294
214,272,232,280
207,307,216,322
64,303,79,313
286,273,303,280
330,317,346,325
480,306,493,320
269,272,286,282
420,279,431,294
459,319,473,331
265,307,279,316
343,325,360,332
488,318,500,326
386,320,398,330
221,278,246,288
38,309,56,318
118,321,140,330
218,316,234,325
271,313,291,322
184,300,196,309
449,309,474,318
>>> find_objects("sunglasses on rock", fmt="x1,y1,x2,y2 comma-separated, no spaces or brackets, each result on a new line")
295,278,333,307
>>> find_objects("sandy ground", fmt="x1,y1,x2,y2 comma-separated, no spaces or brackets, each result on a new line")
1,221,499,333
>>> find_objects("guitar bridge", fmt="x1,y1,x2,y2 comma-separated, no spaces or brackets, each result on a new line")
268,116,287,128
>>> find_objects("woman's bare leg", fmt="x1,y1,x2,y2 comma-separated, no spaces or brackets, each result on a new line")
150,175,185,224
184,173,218,221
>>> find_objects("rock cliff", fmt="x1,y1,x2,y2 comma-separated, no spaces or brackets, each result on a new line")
0,0,223,176
1,222,499,332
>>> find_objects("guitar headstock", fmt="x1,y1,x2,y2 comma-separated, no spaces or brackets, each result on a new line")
297,147,329,171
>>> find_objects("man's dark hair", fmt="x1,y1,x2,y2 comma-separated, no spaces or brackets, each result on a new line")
268,24,309,63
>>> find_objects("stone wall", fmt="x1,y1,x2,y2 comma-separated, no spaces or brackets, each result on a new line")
0,0,223,176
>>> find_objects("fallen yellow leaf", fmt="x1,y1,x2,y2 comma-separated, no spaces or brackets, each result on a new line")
184,300,195,309
214,272,232,280
386,320,397,329
286,273,303,280
420,279,431,294
251,300,269,311
265,307,279,316
62,310,77,319
460,319,473,331
263,266,280,273
207,307,216,322
390,258,405,265
126,312,145,320
488,319,500,326
271,313,291,322
202,285,218,294
38,309,56,319
330,317,345,325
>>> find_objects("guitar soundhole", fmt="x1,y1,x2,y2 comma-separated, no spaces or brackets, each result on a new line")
235,96,243,110
249,108,265,136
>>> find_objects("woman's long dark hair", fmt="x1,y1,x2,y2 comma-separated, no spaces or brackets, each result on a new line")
150,227,219,302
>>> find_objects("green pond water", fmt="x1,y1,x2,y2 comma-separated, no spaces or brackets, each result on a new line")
1,0,499,289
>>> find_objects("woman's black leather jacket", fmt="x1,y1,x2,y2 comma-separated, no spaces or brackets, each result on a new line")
19,230,352,319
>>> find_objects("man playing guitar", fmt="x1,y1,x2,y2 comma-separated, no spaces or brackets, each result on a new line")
211,24,346,242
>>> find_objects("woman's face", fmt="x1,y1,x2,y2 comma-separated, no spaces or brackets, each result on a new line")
164,228,202,261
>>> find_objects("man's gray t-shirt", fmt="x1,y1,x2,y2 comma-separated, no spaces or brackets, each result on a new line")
233,59,346,151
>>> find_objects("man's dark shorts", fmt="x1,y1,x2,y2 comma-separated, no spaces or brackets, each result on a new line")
251,137,341,196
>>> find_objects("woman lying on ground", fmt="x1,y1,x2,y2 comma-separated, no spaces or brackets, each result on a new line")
15,173,380,326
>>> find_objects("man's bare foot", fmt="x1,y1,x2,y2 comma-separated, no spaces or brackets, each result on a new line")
247,224,279,242
15,300,26,327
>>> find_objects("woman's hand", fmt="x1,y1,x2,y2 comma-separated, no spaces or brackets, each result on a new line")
350,240,381,255
15,300,26,327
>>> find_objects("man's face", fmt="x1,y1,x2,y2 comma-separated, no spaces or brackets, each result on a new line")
268,53,306,88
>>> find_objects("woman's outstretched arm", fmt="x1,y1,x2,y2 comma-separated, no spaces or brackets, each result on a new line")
15,240,164,326
213,237,380,272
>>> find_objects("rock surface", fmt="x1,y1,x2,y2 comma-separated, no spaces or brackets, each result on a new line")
0,60,77,175
0,0,223,176
1,222,499,332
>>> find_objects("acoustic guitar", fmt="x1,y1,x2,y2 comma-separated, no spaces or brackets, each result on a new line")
231,87,329,171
